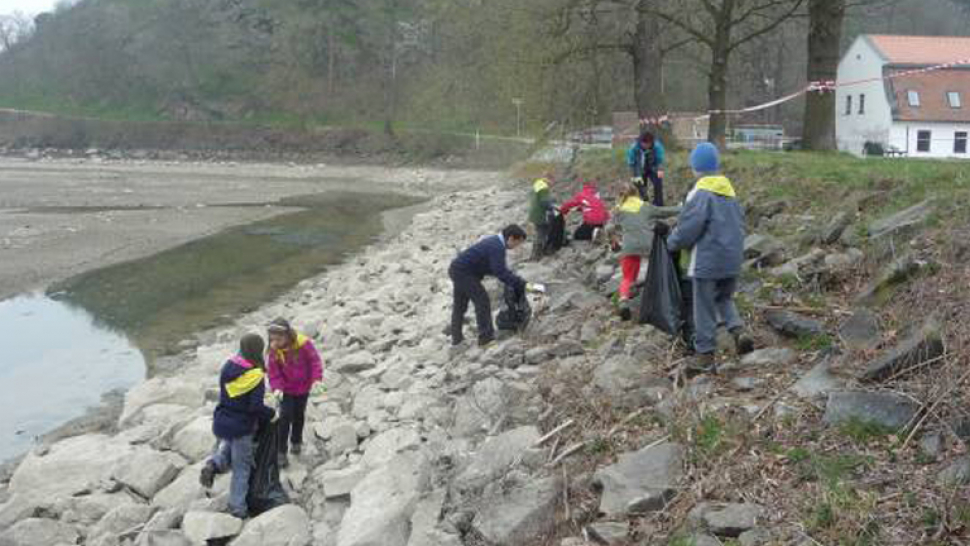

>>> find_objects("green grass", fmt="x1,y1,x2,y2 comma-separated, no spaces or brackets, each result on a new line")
796,333,834,352
838,418,896,445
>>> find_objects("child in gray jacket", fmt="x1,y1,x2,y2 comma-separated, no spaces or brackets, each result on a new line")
667,143,754,375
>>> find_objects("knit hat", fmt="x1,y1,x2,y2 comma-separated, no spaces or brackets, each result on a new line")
690,142,720,174
239,333,266,368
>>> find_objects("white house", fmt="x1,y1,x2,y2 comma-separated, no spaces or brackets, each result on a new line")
836,34,970,159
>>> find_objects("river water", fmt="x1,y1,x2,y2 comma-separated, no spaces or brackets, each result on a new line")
1,191,420,461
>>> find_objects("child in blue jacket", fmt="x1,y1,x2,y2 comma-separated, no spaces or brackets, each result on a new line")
200,333,275,518
627,130,666,206
667,143,754,375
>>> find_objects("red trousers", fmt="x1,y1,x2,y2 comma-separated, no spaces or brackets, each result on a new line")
619,255,642,299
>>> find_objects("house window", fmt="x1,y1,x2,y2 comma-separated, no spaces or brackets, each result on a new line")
908,90,921,107
917,130,932,152
948,91,962,109
956,132,968,154
859,94,866,115
845,95,853,115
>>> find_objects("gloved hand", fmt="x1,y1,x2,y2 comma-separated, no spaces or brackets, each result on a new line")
526,282,546,294
311,382,327,397
654,222,671,237
632,176,644,185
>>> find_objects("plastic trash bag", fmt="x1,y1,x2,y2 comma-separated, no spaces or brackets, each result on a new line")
544,210,566,254
496,285,531,332
247,419,289,517
639,232,683,336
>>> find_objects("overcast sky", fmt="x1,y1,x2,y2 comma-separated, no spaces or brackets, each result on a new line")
2,0,59,17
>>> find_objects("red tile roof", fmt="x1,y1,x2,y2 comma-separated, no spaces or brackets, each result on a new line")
887,68,970,123
868,35,970,66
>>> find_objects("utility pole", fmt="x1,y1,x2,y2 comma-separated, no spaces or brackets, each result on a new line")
512,98,524,137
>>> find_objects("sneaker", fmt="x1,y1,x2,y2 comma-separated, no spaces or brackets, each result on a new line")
229,508,248,520
291,443,303,456
478,334,496,348
684,353,717,378
199,461,216,489
731,328,755,355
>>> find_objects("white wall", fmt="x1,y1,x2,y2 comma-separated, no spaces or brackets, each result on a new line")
892,122,970,159
836,37,894,156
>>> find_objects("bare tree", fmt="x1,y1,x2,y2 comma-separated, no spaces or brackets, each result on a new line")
648,0,806,148
0,12,33,53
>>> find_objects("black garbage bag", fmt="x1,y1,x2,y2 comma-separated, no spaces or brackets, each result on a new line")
496,285,531,331
638,232,683,336
247,419,289,517
544,210,566,254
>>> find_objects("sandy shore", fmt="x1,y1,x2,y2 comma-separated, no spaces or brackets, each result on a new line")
0,158,495,299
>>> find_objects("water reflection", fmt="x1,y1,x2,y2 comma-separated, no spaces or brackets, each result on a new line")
0,294,145,460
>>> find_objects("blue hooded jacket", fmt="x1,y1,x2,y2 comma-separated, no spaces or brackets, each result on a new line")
667,176,745,280
626,140,666,178
212,355,274,439
450,234,526,293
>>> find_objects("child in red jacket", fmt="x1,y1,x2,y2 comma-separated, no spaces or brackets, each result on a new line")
267,318,323,467
560,179,610,241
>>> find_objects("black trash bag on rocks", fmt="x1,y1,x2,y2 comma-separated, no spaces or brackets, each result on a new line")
247,419,289,517
639,232,683,336
496,285,531,332
544,210,566,254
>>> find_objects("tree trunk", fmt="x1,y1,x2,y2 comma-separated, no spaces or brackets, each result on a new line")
801,0,845,150
707,0,734,150
631,0,669,141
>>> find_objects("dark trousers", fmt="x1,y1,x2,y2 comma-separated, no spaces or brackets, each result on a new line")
449,266,493,345
635,171,665,206
531,223,550,259
278,393,309,452
573,223,603,241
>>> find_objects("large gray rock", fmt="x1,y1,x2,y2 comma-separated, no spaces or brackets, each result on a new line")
406,489,460,546
860,320,944,382
688,502,763,537
337,451,430,546
336,351,377,374
328,423,360,456
472,477,560,546
318,465,368,499
113,448,183,499
0,518,79,546
586,521,630,545
869,200,933,239
738,348,797,369
453,427,542,494
89,504,157,542
791,360,844,400
938,456,970,487
820,211,852,245
823,390,918,430
172,416,216,463
593,356,671,409
120,377,206,426
744,234,785,266
181,511,242,544
231,504,311,546
765,309,825,339
593,442,684,516
153,463,227,511
452,377,509,437
856,255,932,304
9,434,135,501
360,427,421,469
839,310,880,351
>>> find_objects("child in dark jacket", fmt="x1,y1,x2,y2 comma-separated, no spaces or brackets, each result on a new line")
528,177,557,259
267,317,323,467
200,333,275,519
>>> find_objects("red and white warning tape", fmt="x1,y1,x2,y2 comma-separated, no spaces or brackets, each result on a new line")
637,56,970,126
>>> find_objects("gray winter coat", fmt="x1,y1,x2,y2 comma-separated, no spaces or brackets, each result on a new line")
613,197,681,257
667,176,745,279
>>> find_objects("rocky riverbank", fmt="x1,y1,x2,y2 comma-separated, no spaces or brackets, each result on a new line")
1,153,967,546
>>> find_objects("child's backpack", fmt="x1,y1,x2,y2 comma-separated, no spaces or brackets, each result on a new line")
496,285,531,332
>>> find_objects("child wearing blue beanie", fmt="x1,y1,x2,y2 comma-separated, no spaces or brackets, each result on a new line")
667,143,754,375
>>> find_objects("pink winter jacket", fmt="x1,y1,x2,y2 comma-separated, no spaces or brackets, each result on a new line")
560,184,610,225
267,334,323,396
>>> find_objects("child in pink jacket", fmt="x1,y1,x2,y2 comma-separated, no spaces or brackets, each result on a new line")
267,318,323,467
